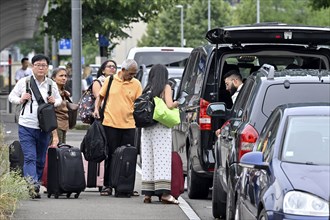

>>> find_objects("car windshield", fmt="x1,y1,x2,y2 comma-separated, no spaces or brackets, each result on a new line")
282,116,330,165
134,52,190,68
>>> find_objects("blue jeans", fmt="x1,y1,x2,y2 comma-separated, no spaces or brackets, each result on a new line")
18,125,50,185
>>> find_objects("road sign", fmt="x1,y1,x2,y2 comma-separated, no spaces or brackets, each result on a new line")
58,39,72,55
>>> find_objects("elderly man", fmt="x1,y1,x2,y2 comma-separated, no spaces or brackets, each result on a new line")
8,54,62,199
93,59,142,197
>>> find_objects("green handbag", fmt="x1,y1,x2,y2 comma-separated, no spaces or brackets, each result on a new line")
153,96,180,128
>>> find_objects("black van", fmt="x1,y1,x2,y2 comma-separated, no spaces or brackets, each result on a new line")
172,23,330,199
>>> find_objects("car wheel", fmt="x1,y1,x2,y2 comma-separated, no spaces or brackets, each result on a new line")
187,150,210,199
212,164,226,219
226,177,236,220
258,209,268,220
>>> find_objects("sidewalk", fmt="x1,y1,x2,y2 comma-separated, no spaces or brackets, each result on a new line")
0,118,191,220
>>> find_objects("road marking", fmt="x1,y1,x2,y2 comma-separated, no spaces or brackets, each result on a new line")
136,163,201,220
178,197,201,220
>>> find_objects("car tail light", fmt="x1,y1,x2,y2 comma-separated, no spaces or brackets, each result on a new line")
199,98,211,130
238,124,258,160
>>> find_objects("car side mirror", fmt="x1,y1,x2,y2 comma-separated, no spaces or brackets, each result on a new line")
239,151,270,173
206,102,227,118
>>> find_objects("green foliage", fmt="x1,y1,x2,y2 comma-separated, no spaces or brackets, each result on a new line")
185,0,232,47
15,33,44,56
232,0,330,26
138,0,232,48
0,126,30,219
42,0,178,44
82,41,99,65
309,0,330,9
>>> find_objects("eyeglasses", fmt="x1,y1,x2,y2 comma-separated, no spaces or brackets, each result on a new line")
105,65,116,69
34,64,48,68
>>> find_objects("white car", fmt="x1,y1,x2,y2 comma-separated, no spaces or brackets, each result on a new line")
126,47,193,89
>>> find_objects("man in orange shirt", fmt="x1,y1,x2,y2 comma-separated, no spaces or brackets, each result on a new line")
93,59,142,197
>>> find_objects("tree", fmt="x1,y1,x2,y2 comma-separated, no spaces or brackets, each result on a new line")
185,0,232,47
15,32,44,56
309,0,330,10
232,0,330,26
138,0,232,48
42,0,177,45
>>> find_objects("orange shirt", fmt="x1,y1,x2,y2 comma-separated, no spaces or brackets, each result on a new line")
99,73,142,128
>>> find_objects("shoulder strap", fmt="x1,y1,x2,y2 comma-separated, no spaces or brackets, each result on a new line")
21,76,32,115
29,77,45,105
100,76,113,115
47,78,53,96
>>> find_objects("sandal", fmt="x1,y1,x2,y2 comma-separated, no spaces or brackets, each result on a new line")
161,195,179,205
143,196,151,203
100,187,112,196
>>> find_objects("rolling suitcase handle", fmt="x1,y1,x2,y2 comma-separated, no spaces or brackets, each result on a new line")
58,143,73,149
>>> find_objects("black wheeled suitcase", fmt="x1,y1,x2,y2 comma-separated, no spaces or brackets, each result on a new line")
110,144,137,197
47,144,86,199
9,140,24,175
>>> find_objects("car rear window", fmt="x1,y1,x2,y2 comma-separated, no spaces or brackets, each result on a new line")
134,52,190,68
262,83,330,117
282,115,330,165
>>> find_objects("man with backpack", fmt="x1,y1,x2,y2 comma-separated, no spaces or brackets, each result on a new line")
8,54,62,199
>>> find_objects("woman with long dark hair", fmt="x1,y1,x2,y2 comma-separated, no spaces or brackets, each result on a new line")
141,64,179,204
92,59,117,99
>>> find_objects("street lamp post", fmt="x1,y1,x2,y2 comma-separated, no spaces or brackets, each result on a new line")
176,5,184,47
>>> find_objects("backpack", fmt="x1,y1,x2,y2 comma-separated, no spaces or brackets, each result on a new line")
22,76,58,132
80,120,108,162
78,80,102,124
133,90,157,128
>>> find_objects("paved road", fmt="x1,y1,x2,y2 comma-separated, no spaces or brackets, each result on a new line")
1,122,214,220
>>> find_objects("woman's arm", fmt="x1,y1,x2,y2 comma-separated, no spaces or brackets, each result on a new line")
92,80,104,119
163,84,179,109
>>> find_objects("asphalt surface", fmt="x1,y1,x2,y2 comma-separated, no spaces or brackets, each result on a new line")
1,121,201,220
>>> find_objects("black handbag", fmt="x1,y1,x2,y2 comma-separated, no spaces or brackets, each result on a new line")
66,97,78,129
30,77,58,133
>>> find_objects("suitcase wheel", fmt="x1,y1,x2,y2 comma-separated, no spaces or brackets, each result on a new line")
74,192,80,199
55,193,59,199
47,193,51,198
66,193,71,198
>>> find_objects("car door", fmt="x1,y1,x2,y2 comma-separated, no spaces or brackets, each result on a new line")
218,78,255,190
240,110,281,218
172,49,200,172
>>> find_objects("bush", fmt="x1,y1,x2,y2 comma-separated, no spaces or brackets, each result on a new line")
0,126,30,219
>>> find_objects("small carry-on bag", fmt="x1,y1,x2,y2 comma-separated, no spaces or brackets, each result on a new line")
47,144,86,199
110,144,138,197
82,154,104,192
171,152,185,199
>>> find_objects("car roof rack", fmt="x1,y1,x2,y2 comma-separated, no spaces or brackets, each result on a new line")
260,64,275,80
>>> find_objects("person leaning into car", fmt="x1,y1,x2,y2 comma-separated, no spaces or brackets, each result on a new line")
93,59,142,197
215,69,244,137
224,69,243,104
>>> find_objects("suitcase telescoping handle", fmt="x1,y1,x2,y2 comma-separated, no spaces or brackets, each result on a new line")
57,143,73,149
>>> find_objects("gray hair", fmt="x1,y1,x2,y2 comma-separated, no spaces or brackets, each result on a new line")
121,59,137,70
